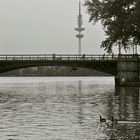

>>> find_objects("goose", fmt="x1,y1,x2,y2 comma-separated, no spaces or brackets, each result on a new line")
100,115,106,123
111,116,118,124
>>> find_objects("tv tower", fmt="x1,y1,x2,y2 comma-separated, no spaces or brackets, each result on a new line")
75,0,85,55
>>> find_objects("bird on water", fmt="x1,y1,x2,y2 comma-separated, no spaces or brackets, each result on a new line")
100,115,106,123
111,116,118,124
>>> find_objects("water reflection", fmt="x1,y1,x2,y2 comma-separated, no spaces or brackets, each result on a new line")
107,87,140,139
76,81,84,125
0,77,139,139
115,87,140,121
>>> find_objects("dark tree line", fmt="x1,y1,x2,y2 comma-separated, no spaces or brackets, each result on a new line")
84,0,140,53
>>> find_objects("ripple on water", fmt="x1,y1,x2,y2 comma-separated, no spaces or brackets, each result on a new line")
0,77,139,140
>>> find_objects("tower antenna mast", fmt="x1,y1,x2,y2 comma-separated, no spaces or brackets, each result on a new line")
75,0,85,55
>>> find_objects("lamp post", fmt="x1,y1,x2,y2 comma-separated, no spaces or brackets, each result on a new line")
118,42,121,55
135,44,137,54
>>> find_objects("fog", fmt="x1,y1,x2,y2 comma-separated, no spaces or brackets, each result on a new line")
0,0,105,54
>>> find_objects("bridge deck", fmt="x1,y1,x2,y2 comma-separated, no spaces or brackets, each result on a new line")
0,54,118,61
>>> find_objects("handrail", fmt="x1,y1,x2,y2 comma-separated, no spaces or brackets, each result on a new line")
0,54,117,56
0,54,118,61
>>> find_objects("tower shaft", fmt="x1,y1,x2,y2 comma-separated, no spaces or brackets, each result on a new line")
79,37,81,55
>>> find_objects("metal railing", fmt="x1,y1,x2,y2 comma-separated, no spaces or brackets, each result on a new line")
0,54,118,61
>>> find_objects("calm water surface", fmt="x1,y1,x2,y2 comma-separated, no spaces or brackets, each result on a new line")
0,77,139,140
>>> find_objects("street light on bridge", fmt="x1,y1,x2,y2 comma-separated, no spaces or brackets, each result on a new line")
75,0,85,55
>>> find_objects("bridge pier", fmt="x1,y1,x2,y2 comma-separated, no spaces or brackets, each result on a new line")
115,54,140,87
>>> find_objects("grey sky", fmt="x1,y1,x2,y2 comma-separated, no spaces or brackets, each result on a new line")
0,0,105,54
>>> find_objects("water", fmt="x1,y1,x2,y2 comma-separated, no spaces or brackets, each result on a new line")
0,77,139,140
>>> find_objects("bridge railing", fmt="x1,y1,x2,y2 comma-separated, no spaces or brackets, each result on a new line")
0,54,118,61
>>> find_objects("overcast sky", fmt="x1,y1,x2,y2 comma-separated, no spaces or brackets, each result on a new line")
0,0,106,54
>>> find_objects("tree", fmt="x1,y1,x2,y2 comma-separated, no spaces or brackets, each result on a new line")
84,0,140,53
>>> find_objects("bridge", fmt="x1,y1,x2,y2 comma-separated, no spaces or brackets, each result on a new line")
0,54,140,86
0,54,117,75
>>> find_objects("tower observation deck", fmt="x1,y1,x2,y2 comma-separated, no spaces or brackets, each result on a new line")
75,0,85,55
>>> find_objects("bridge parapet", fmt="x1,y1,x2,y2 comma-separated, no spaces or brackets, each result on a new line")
0,54,118,61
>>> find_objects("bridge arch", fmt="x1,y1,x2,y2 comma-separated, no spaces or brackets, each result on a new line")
0,61,117,76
